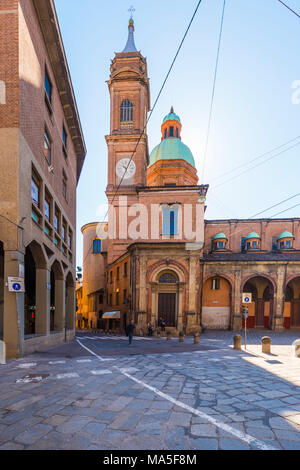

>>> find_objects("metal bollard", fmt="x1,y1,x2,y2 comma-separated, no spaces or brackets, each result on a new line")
261,336,271,354
233,335,242,350
166,331,172,341
194,333,200,344
179,331,184,343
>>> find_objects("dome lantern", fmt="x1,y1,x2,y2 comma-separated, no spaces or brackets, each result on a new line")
161,107,182,141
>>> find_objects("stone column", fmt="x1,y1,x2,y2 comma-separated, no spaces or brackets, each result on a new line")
232,269,242,330
273,265,285,331
186,256,198,333
3,250,25,358
36,268,50,335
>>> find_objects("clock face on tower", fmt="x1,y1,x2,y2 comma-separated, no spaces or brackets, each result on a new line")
116,158,136,181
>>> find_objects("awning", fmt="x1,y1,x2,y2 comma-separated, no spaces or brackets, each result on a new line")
102,311,121,320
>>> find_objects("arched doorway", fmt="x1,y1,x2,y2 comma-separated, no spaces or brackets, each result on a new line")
202,276,231,329
65,272,75,330
285,277,300,328
243,276,274,329
50,260,64,332
24,246,36,335
157,271,179,328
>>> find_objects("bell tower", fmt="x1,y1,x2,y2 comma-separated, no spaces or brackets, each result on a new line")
106,18,150,192
105,18,151,263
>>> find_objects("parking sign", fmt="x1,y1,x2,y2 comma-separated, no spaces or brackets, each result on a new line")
242,293,252,304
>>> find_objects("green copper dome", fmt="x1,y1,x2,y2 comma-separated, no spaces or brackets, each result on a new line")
213,232,227,241
163,111,181,124
245,232,260,240
149,138,195,167
278,230,294,240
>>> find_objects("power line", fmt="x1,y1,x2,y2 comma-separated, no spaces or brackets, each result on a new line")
201,0,226,184
210,140,300,191
278,0,300,19
210,134,300,184
82,1,204,267
270,202,300,218
250,191,300,218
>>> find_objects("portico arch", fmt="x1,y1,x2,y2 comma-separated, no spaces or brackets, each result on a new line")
242,276,274,329
65,272,75,330
25,241,48,335
284,277,300,328
50,260,64,332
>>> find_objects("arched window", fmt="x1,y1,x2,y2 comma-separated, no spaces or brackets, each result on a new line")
159,273,178,284
120,100,133,122
162,206,179,236
93,239,101,254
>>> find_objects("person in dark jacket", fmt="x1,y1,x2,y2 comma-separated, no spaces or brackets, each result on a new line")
127,320,136,346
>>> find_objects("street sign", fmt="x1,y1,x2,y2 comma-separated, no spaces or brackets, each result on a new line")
8,277,25,293
242,293,252,304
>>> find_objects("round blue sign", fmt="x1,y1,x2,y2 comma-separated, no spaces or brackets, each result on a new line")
13,283,21,291
244,297,250,303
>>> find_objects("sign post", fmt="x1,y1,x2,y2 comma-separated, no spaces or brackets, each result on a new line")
242,293,252,350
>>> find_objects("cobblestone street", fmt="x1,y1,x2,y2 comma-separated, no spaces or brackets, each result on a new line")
1,330,300,450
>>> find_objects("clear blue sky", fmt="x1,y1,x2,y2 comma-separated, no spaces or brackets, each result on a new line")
54,0,300,267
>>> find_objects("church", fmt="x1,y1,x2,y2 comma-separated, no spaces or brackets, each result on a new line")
76,19,300,335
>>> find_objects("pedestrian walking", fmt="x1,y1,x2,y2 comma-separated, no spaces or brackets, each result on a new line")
148,321,153,337
127,320,136,346
161,318,166,332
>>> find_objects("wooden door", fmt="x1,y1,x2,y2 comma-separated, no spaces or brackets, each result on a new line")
291,301,300,327
256,301,265,328
158,293,176,327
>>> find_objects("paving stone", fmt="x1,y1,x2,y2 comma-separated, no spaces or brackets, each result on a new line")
105,396,134,411
168,411,192,427
0,442,25,450
5,395,45,412
286,414,300,426
219,438,250,450
190,424,218,438
273,429,300,442
83,422,106,435
108,411,141,431
269,416,297,430
43,414,69,427
245,426,275,440
189,437,218,450
15,423,53,445
280,440,300,450
55,416,92,434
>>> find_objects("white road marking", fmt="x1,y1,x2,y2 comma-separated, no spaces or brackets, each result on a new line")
77,335,153,342
56,373,79,379
49,361,66,365
76,339,106,361
16,376,44,384
77,359,92,363
117,368,276,451
91,370,112,375
17,363,37,369
77,338,276,451
120,367,140,373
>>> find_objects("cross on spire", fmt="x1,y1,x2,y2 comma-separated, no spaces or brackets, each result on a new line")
128,5,135,19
